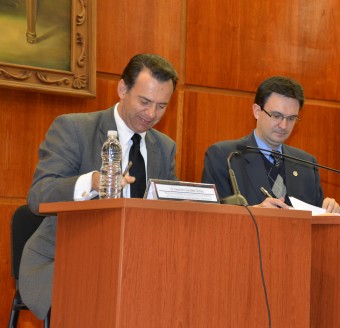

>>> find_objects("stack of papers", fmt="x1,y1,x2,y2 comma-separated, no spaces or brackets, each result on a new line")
289,196,326,216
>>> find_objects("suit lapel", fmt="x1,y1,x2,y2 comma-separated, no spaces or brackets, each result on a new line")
282,145,299,195
242,135,272,200
98,106,118,145
145,131,161,179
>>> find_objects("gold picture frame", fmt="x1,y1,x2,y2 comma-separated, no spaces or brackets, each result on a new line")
0,0,96,97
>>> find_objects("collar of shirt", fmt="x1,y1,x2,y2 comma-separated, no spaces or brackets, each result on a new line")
253,130,282,162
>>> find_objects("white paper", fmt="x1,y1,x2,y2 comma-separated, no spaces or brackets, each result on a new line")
289,196,326,215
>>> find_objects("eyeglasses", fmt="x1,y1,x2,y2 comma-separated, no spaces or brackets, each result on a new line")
260,107,301,123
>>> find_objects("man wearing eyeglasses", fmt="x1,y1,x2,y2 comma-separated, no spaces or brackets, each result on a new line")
202,76,339,213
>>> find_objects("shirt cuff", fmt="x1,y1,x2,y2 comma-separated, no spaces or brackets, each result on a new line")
74,171,99,201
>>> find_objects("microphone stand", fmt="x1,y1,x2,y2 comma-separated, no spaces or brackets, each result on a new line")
245,145,340,174
220,152,249,206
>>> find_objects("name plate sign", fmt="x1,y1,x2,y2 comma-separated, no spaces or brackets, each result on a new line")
144,179,219,203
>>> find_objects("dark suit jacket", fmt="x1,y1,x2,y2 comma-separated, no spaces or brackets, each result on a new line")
202,133,324,206
19,106,177,319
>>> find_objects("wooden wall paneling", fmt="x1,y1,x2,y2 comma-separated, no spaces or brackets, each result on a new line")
181,90,255,183
96,0,182,76
287,103,340,200
0,89,53,198
186,0,299,90
93,77,120,110
186,0,340,102
298,1,340,102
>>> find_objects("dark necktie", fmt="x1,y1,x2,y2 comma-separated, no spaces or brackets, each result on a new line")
270,152,282,168
129,134,146,198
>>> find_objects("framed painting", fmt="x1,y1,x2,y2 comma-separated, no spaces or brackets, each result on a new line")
0,0,96,97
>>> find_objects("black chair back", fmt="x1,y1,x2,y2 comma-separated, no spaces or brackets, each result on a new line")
11,204,45,280
8,204,49,328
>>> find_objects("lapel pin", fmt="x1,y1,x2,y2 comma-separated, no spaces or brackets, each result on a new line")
293,171,298,177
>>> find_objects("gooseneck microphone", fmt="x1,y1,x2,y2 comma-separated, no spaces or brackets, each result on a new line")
220,151,249,206
241,145,340,174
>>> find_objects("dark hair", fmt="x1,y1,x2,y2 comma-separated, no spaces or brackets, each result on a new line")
254,76,304,110
121,54,178,92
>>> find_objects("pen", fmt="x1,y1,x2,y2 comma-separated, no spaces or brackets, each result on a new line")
123,161,133,177
260,186,273,198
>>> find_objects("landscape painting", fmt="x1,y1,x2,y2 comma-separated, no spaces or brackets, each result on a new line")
0,0,96,97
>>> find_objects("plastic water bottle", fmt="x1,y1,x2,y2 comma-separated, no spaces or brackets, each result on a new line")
99,130,122,199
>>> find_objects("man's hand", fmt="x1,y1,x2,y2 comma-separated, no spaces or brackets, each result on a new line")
256,197,290,209
121,175,136,187
322,197,340,214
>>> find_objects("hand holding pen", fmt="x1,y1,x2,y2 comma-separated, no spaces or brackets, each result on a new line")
91,161,134,193
121,161,135,188
260,187,273,199
259,186,289,209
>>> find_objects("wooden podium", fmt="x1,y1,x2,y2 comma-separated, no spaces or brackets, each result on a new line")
40,199,312,328
311,215,340,327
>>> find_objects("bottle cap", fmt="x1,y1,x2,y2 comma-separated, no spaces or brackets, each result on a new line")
107,130,118,138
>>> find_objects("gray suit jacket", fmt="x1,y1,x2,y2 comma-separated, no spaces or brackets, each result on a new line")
19,106,177,319
202,133,324,206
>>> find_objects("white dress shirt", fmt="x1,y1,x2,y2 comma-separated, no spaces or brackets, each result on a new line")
74,104,147,200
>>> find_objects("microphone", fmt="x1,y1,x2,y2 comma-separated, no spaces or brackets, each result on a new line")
220,151,249,206
240,145,340,174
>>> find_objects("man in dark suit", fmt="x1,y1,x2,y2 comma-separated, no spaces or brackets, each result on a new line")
19,54,179,320
202,76,339,213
